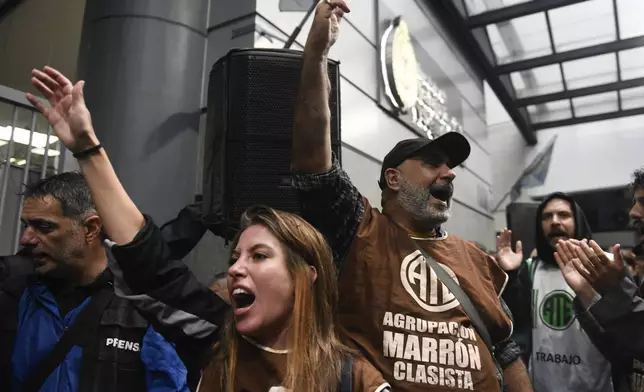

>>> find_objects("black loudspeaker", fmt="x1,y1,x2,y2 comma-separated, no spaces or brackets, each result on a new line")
506,202,539,256
202,48,342,236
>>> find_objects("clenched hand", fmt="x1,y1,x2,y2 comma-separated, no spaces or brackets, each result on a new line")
304,0,351,56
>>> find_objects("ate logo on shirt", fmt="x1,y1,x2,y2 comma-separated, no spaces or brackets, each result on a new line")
400,250,461,313
539,290,575,330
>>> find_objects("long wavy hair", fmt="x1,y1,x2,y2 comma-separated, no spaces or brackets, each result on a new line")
202,205,352,392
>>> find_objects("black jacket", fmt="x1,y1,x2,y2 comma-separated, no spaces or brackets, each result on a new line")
109,216,230,387
0,250,34,283
0,271,150,392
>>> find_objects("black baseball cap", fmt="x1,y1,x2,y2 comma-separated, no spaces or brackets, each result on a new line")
378,132,471,189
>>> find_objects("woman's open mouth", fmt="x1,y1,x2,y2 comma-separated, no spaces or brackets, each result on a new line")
232,287,256,316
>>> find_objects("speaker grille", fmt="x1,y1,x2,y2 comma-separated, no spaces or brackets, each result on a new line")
226,140,299,220
203,49,342,233
226,53,340,142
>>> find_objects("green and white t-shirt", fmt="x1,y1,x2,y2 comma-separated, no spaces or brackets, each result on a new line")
530,260,613,392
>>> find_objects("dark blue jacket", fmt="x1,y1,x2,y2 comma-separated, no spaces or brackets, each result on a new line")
1,269,191,392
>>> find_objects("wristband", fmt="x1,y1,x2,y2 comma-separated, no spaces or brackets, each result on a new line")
73,144,103,160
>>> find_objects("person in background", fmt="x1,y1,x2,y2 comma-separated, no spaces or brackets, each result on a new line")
553,167,644,391
24,63,391,391
291,1,530,391
497,192,614,392
0,172,189,392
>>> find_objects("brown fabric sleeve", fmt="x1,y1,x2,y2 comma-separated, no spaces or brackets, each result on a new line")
352,357,392,392
486,254,510,296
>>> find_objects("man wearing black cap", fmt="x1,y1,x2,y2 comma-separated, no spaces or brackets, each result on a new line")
290,2,530,391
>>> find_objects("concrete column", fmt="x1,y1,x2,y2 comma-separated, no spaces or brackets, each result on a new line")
77,0,208,223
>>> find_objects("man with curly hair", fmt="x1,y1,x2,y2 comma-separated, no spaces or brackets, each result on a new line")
553,167,644,391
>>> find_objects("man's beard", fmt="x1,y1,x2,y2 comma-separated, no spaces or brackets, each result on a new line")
23,239,85,280
396,176,451,226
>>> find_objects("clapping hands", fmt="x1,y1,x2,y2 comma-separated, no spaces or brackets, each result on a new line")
554,239,626,295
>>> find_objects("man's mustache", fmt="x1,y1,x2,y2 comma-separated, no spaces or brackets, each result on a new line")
631,219,644,234
548,230,569,238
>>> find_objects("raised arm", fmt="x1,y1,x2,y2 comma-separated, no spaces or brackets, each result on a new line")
26,67,142,245
291,1,365,265
26,66,229,371
292,0,349,174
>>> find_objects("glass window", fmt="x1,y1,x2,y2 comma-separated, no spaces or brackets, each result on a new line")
572,91,618,116
616,0,644,39
620,87,644,110
487,12,552,64
527,99,572,123
562,53,617,89
464,0,533,16
549,0,616,52
618,47,644,80
511,64,563,97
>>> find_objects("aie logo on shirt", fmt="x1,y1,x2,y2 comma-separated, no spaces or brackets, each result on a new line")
539,290,575,330
105,337,140,352
400,250,460,312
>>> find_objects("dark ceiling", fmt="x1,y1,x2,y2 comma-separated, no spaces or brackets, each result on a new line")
428,0,644,146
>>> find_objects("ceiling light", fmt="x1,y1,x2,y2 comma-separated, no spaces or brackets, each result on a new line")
0,126,59,148
31,148,60,157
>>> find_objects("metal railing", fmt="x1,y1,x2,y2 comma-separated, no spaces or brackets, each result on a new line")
0,85,64,254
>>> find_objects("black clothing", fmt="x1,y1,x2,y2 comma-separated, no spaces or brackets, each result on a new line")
0,270,150,392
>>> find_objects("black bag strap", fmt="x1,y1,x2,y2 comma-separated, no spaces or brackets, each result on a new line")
412,242,495,353
22,286,114,392
339,356,353,392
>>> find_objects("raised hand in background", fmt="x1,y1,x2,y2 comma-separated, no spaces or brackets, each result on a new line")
495,228,524,271
25,66,99,154
305,0,350,56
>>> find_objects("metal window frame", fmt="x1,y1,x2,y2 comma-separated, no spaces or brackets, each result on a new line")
424,0,537,145
466,0,590,28
438,0,644,132
533,106,644,130
516,76,644,106
495,35,644,75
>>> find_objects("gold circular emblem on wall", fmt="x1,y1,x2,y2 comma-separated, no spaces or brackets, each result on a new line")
381,17,419,112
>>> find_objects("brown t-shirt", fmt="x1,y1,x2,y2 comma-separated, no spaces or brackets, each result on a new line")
336,199,512,392
198,336,391,392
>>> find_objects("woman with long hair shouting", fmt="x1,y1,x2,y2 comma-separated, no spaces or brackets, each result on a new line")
200,206,389,391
